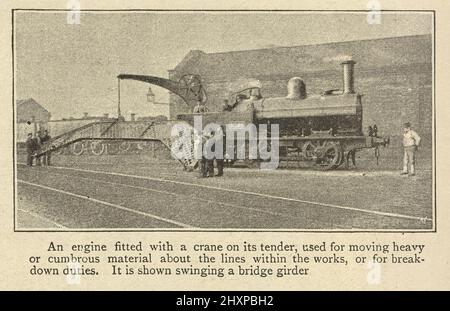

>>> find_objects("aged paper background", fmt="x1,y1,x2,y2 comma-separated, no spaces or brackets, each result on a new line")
0,0,449,290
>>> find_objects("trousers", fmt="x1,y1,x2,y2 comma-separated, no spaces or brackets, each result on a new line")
199,158,214,177
402,146,417,174
216,159,224,176
27,152,33,166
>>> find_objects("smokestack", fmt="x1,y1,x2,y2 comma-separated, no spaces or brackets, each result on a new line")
130,113,136,121
103,113,109,119
341,60,356,94
83,112,88,118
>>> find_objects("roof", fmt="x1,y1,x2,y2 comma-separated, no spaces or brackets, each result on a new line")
172,34,432,81
16,98,49,114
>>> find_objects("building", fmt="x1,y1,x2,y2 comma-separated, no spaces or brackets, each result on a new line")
168,35,432,140
16,98,51,142
16,98,51,123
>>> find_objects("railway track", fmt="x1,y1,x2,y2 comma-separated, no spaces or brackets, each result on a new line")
15,164,432,230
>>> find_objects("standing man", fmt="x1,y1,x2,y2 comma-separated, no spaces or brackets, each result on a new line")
193,102,208,178
401,122,421,176
204,130,215,178
41,130,51,165
206,129,226,178
34,130,42,166
215,126,226,177
197,130,210,178
40,129,51,166
25,133,34,166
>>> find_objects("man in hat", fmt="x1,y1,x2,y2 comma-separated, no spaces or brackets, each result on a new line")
25,133,35,166
401,122,421,176
200,130,215,178
34,130,42,166
40,129,52,165
214,126,226,177
194,128,208,179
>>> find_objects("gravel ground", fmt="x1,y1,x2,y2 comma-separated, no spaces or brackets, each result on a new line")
15,154,433,231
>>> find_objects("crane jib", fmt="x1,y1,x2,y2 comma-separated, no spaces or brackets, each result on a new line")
117,74,205,106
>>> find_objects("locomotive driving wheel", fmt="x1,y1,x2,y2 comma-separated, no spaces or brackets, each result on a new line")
315,142,343,170
302,141,316,160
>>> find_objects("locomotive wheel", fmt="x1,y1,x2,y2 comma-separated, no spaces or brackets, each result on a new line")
71,142,85,156
90,141,106,156
315,143,342,170
302,141,316,160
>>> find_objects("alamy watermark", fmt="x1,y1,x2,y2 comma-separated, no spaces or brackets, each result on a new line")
367,259,382,285
67,0,81,25
171,115,280,170
367,0,382,25
66,262,82,285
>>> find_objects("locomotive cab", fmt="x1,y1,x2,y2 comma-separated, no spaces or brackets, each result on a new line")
229,87,263,111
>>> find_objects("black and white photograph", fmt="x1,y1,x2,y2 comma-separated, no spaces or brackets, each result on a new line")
14,10,434,231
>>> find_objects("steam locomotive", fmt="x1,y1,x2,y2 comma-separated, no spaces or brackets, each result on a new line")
174,60,389,170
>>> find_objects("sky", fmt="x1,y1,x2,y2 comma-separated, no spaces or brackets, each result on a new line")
14,11,433,120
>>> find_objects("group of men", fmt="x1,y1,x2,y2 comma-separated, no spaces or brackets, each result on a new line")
192,101,226,178
199,153,224,178
25,129,51,166
197,128,226,178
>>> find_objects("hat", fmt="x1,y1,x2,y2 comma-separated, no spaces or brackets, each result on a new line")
403,122,411,128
